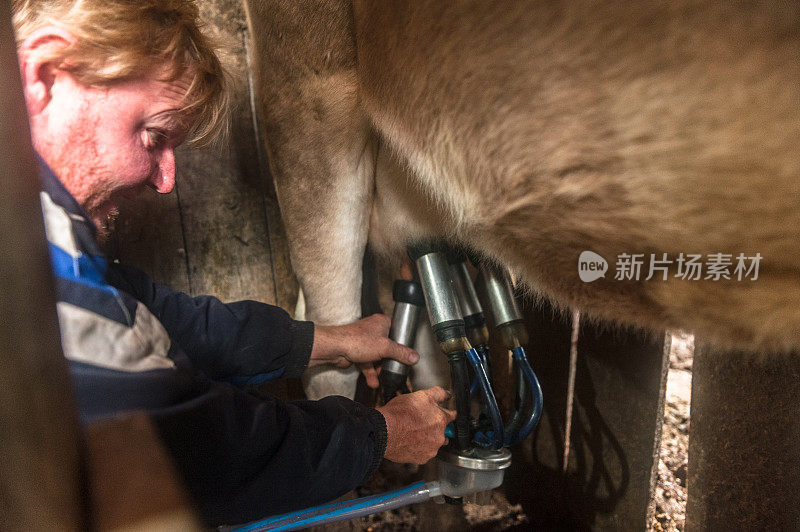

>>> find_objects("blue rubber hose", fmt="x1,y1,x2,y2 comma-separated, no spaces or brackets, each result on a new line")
468,346,491,397
469,374,479,397
504,346,543,446
503,359,528,437
223,481,441,532
466,347,504,449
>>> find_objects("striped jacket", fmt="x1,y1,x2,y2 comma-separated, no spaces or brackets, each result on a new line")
38,159,386,526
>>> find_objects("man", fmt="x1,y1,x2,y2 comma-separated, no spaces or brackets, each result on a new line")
12,0,455,526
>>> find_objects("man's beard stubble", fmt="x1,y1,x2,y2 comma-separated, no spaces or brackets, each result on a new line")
82,185,122,245
95,207,120,244
83,198,119,245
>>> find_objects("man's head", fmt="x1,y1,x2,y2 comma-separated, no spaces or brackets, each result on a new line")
13,0,228,234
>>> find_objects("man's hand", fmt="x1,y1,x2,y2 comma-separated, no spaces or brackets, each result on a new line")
309,314,420,388
377,386,457,464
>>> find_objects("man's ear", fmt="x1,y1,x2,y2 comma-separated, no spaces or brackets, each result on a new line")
18,26,76,116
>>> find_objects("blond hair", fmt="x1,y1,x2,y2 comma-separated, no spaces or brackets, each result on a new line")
12,0,228,146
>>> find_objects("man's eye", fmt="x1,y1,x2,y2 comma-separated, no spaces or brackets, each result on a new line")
145,129,168,149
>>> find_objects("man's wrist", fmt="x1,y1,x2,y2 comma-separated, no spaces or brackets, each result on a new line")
308,324,344,367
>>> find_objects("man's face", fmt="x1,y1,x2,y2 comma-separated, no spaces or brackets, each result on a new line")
31,64,192,236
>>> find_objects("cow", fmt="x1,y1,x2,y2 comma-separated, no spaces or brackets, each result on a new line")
243,0,800,399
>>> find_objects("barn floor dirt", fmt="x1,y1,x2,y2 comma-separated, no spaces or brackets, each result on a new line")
312,335,692,531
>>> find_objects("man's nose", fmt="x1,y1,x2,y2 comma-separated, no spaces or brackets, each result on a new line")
149,148,176,194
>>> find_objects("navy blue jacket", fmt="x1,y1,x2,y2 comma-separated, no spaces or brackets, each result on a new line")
38,159,386,526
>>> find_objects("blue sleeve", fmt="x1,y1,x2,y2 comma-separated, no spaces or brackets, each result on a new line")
71,359,387,527
105,262,314,382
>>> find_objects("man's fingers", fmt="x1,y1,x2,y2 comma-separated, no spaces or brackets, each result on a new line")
441,407,457,423
382,341,419,365
360,364,379,389
424,386,451,404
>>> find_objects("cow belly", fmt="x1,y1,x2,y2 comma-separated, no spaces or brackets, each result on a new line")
354,0,800,352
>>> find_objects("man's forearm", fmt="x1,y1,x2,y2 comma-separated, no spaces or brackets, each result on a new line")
106,262,314,380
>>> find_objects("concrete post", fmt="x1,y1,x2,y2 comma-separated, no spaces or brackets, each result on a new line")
687,345,800,530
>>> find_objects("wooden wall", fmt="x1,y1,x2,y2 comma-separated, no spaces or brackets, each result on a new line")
106,0,296,311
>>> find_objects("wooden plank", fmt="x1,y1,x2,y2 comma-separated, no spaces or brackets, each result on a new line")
173,1,277,304
106,192,191,294
0,3,87,528
87,414,202,531
686,345,800,530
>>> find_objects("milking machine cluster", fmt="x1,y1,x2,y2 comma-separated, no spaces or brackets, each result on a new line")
225,242,543,531
393,242,543,503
